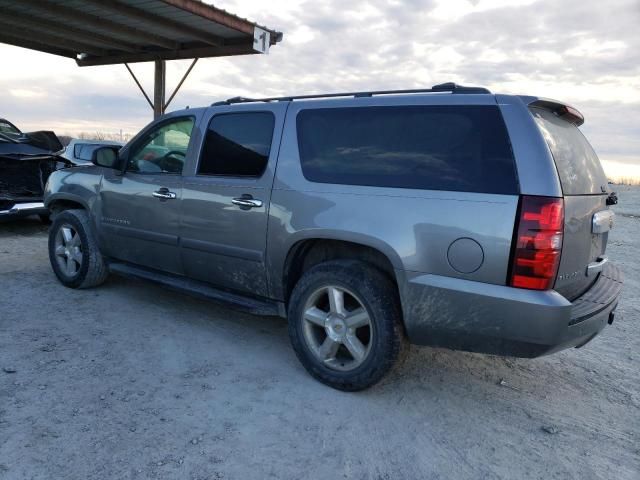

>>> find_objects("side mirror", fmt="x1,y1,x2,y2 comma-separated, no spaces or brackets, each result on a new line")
91,146,121,168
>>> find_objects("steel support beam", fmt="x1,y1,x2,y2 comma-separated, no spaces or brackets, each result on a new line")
124,64,154,110
125,59,199,119
164,58,198,111
77,42,255,66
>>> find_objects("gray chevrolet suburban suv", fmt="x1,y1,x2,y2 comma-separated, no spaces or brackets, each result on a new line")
44,83,622,391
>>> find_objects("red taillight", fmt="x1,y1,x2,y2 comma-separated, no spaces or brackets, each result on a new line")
510,196,564,290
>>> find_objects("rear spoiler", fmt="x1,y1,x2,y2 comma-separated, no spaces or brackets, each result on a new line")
522,97,585,126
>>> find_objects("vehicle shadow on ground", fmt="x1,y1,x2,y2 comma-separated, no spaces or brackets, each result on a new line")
0,216,48,236
96,273,558,398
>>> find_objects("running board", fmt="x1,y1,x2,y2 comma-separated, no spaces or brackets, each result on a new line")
108,263,286,317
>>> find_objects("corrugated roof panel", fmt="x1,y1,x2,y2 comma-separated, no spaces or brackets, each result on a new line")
0,0,282,65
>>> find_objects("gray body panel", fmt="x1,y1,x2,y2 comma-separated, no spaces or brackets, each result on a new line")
555,195,608,299
179,102,288,297
495,94,562,197
268,94,518,299
401,262,621,356
97,109,206,275
43,91,622,358
99,171,184,274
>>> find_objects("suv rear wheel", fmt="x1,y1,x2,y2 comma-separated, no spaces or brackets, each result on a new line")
288,260,407,391
48,209,109,289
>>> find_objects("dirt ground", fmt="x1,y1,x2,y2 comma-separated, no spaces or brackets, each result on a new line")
1,187,639,480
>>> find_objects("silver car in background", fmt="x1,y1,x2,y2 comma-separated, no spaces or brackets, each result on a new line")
61,139,123,166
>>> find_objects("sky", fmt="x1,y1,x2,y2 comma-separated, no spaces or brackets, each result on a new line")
1,0,638,180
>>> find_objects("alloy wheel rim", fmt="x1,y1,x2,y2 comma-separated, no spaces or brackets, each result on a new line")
302,285,373,371
54,224,83,277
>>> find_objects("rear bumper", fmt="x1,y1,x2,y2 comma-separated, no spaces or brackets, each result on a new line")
0,201,48,218
400,263,623,357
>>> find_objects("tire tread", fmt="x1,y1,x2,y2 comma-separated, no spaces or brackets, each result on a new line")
48,209,108,289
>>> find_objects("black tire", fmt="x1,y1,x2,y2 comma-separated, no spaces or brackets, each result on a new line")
48,209,109,289
288,260,408,391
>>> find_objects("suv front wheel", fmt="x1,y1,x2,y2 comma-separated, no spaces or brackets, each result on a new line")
48,209,109,289
288,260,407,391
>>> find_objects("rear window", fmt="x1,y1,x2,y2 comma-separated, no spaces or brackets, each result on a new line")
296,105,518,194
531,107,607,195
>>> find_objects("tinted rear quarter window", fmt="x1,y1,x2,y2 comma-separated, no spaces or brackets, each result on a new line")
198,112,275,177
530,107,607,195
296,105,518,194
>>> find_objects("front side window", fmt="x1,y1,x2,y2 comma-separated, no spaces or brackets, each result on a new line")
128,117,194,174
197,112,275,177
296,105,518,194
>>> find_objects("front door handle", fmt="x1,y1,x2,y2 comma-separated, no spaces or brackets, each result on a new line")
152,188,177,200
232,195,263,209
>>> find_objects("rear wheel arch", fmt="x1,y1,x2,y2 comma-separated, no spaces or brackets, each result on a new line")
282,238,402,304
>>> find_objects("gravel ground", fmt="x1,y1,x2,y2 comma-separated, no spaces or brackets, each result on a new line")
1,187,639,480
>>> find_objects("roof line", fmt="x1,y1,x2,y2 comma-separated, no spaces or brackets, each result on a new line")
160,0,283,43
212,83,491,105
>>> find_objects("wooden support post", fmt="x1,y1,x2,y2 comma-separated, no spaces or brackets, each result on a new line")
153,60,166,119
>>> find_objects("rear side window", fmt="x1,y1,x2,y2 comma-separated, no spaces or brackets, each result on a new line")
531,108,607,195
198,112,275,177
296,105,518,194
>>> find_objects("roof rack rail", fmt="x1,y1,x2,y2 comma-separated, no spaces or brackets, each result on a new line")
211,82,490,106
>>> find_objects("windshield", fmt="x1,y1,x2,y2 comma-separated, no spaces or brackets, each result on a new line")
0,120,21,135
0,120,22,143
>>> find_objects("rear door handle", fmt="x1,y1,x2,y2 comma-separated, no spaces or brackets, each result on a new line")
152,188,177,200
586,256,608,277
232,195,263,209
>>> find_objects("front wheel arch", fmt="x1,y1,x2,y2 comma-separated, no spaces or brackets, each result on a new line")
47,197,88,219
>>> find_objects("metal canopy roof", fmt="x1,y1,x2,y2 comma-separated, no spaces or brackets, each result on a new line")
0,0,283,66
